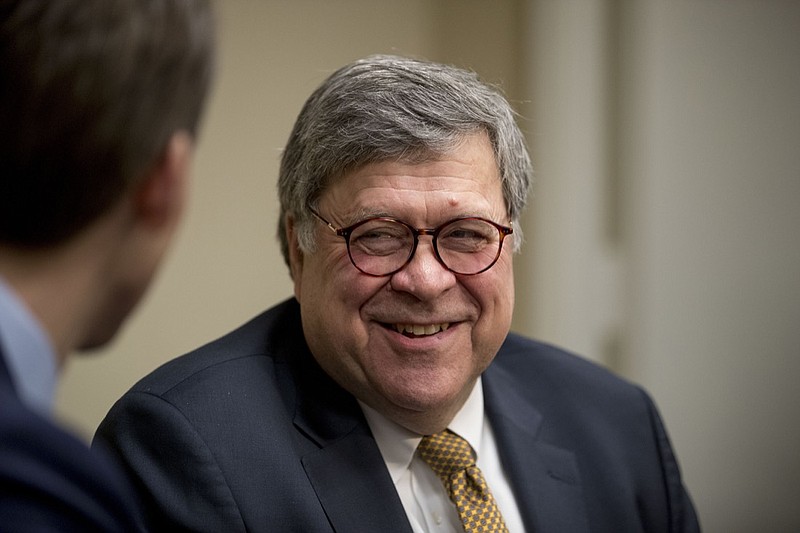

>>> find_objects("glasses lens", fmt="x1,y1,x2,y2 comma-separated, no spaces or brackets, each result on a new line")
436,218,503,274
348,219,414,275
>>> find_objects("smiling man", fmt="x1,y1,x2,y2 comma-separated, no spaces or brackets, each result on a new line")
95,55,700,532
295,132,513,437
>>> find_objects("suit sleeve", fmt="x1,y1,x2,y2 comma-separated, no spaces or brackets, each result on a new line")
0,405,143,532
640,388,701,533
93,391,247,533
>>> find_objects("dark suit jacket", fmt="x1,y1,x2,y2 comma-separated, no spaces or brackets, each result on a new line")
94,298,699,532
0,349,141,532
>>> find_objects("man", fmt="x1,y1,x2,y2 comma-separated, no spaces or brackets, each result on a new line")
95,55,699,532
0,1,215,530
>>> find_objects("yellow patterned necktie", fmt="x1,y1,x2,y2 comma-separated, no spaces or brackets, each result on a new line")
417,429,509,533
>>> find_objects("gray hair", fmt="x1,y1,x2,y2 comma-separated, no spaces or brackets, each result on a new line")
278,54,532,271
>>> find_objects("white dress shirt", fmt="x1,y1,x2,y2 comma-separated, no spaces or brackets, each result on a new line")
0,276,57,414
360,377,526,532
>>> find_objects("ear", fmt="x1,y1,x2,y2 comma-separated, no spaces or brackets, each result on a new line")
285,213,304,299
134,131,193,230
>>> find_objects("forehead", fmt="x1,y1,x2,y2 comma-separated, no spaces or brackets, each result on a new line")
322,133,505,219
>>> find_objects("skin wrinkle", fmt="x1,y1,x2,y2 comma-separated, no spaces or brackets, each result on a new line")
321,163,510,228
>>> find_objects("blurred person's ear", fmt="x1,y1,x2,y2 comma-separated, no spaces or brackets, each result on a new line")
134,131,194,230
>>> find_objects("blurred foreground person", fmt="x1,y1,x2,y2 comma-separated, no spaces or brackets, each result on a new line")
0,1,215,530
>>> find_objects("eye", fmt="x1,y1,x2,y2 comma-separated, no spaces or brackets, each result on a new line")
350,220,411,256
438,220,497,252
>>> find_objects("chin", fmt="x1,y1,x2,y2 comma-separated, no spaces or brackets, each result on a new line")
77,292,141,353
75,323,123,353
380,376,464,413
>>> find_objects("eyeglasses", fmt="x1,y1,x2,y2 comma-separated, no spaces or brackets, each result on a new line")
309,207,513,277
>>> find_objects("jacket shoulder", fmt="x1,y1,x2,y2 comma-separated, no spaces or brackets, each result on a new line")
128,298,302,396
492,333,647,413
0,384,141,531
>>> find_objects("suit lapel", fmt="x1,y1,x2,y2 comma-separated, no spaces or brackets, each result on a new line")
290,346,412,533
484,361,591,532
302,431,414,532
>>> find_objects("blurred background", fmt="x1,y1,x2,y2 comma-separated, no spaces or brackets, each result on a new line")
57,1,800,531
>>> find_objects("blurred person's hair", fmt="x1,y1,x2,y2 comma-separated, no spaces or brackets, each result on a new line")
0,0,216,246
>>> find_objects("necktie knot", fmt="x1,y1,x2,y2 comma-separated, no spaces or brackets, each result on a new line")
417,429,475,478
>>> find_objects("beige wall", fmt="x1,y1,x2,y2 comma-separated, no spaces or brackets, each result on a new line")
57,1,800,531
620,3,800,531
521,1,800,531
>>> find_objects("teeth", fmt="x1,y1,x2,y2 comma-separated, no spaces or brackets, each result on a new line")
393,323,450,335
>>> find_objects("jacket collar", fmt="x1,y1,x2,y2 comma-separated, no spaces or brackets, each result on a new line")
288,333,413,533
483,355,590,532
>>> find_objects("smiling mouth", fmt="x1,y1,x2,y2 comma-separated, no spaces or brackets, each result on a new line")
390,323,451,337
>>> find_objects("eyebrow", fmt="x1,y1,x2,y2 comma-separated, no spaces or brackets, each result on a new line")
341,209,506,228
335,207,389,226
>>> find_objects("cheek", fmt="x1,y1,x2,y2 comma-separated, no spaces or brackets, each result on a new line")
299,258,390,391
297,244,348,297
300,252,384,338
468,261,515,350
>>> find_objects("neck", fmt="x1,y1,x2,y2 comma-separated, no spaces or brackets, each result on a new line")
370,380,479,436
0,247,95,365
0,209,128,364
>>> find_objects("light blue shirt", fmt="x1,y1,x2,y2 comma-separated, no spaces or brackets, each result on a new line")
0,276,58,415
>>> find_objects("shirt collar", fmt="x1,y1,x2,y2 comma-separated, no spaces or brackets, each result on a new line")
0,276,58,414
359,377,485,484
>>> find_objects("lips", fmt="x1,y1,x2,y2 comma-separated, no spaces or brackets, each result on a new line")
392,323,450,336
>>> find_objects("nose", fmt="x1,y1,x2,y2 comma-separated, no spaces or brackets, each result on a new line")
388,236,457,299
